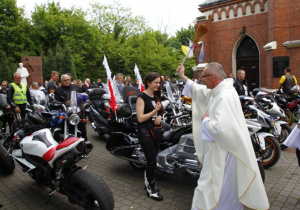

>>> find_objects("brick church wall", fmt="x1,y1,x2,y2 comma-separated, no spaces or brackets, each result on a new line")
197,0,300,89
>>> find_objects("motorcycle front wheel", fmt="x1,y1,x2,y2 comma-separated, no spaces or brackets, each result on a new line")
69,169,114,210
0,140,15,174
292,107,300,122
278,124,292,143
129,161,146,171
282,110,294,126
261,136,281,169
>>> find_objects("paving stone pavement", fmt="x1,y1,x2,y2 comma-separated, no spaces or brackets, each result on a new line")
1,123,300,210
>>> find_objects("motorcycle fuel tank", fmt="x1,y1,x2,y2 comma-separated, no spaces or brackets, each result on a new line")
21,128,58,158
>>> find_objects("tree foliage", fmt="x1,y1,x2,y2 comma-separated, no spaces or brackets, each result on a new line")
0,0,198,83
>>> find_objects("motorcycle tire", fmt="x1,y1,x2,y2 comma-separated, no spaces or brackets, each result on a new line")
0,140,15,174
283,110,294,126
261,136,281,169
257,161,265,183
69,169,114,210
129,161,146,171
292,107,300,122
278,124,292,144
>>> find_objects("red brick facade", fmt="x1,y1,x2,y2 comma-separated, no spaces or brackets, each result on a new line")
194,0,300,89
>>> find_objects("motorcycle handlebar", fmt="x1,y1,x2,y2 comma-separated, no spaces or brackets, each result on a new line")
170,112,189,119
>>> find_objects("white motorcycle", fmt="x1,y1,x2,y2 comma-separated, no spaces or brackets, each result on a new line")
0,91,114,210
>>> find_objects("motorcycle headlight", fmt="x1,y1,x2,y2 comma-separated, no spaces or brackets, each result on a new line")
69,114,81,125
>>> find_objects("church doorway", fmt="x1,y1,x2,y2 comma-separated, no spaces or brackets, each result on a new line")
236,36,259,91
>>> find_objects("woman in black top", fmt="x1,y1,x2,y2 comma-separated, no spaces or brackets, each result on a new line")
136,72,163,201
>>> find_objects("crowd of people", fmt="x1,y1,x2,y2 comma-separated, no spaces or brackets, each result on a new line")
1,61,299,209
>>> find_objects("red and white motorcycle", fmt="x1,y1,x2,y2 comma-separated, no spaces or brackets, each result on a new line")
0,91,114,210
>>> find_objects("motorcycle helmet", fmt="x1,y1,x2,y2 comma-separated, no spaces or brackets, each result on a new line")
116,104,132,118
48,93,55,103
252,88,262,97
76,93,88,106
292,85,300,93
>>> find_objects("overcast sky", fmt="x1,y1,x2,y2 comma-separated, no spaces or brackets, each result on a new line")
17,0,205,36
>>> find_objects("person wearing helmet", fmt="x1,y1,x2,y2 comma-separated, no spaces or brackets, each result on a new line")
233,69,249,96
278,67,298,94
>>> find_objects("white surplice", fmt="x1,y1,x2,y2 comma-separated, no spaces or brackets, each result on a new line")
183,79,269,210
283,121,300,149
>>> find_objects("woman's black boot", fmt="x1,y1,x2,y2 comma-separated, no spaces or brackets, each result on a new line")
144,171,163,201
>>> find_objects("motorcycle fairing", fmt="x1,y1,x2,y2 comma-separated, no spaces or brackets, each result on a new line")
57,137,80,150
21,129,58,158
44,137,80,163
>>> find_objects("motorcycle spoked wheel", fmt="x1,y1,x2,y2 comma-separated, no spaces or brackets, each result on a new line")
292,107,300,122
282,110,294,126
0,140,15,174
69,169,114,210
129,161,146,171
261,136,281,169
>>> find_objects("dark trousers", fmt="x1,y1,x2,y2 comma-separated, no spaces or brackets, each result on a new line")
14,104,27,119
138,127,160,183
1,112,14,133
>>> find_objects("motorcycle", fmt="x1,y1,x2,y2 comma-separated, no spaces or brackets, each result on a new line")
162,83,191,129
241,95,292,147
106,106,266,181
240,96,281,168
0,91,114,210
89,85,139,137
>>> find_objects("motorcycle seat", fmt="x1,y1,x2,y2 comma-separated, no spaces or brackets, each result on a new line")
160,128,177,142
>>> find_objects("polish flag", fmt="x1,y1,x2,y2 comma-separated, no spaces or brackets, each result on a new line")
133,64,144,92
103,55,118,113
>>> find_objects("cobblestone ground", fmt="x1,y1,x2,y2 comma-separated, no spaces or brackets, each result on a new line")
1,124,300,210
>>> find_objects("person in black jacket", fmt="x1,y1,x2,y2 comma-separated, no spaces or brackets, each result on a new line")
136,72,163,201
0,81,13,132
54,74,88,140
54,74,78,103
76,79,87,93
233,69,249,96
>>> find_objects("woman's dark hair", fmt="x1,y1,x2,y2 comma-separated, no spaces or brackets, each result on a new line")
143,72,164,115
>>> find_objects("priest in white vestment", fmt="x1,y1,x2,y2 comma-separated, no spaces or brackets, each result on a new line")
16,63,29,85
177,62,269,210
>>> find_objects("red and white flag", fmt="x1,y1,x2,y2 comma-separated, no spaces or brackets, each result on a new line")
134,64,144,92
103,55,118,113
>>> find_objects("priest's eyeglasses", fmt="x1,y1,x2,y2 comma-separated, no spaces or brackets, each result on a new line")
201,74,212,78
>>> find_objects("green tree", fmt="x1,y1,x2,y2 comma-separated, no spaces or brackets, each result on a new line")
63,44,76,79
42,49,56,80
176,25,195,47
91,0,149,38
0,0,36,73
31,2,104,80
55,44,64,75
0,51,13,82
